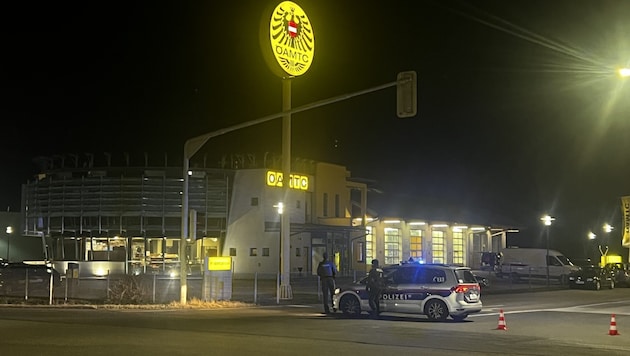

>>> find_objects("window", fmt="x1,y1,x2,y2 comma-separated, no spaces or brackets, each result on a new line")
410,229,423,260
423,268,447,284
452,231,464,265
384,227,401,265
249,248,257,256
295,248,301,257
262,248,270,256
334,194,340,217
229,248,236,256
323,193,328,217
394,267,421,284
251,197,259,206
366,226,374,262
432,230,445,263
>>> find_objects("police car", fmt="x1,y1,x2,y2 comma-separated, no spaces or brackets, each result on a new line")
332,263,482,321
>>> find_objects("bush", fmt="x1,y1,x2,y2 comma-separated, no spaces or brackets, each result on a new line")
106,275,151,304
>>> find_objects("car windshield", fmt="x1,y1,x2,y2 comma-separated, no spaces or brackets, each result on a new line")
557,255,573,266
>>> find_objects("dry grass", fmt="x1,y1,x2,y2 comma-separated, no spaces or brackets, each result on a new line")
97,298,255,310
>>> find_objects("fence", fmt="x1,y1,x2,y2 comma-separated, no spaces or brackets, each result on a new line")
0,270,359,305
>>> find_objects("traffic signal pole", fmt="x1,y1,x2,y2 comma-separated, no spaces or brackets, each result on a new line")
179,74,415,304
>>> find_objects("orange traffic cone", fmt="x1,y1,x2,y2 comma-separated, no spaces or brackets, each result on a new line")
496,309,507,330
609,314,619,336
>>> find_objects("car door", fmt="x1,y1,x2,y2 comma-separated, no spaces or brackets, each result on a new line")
382,266,425,314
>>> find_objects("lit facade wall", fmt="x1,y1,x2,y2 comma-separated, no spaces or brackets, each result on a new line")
224,168,310,276
364,219,506,268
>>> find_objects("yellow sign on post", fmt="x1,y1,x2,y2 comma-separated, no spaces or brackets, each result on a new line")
207,257,232,271
260,1,315,78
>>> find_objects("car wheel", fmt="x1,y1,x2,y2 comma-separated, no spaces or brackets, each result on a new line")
451,314,468,322
424,299,448,321
595,281,601,291
339,295,361,317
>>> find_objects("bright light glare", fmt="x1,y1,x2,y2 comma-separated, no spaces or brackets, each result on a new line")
619,68,630,77
540,215,555,226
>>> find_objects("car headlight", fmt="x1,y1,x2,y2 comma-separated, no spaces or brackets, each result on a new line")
334,288,340,294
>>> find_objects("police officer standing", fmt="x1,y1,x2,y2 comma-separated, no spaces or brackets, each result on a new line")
317,252,337,314
366,259,384,317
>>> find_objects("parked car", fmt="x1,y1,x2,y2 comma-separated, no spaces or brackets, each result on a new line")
0,262,62,297
568,265,615,290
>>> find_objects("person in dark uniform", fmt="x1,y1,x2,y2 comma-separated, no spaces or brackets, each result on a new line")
317,252,337,314
366,259,384,317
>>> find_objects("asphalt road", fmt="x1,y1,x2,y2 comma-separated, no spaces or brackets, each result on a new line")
1,288,630,355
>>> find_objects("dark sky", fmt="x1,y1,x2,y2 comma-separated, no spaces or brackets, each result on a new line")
2,0,630,260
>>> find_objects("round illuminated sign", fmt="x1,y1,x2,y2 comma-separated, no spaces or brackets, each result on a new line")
262,1,315,77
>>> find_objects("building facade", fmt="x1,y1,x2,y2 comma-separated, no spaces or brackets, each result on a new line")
18,153,513,279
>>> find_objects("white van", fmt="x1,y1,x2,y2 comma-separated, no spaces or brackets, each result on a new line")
496,248,579,284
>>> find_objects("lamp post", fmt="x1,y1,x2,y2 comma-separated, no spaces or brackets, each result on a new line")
540,215,555,286
600,223,613,264
273,202,284,304
587,231,596,262
5,225,13,261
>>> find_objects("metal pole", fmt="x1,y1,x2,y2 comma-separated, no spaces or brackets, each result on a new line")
546,227,550,286
254,272,258,305
279,77,293,300
175,78,403,304
180,156,189,304
49,270,54,305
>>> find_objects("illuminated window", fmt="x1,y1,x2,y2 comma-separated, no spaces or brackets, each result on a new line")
384,227,401,265
249,248,257,256
410,229,423,260
365,226,374,262
432,230,445,263
452,231,464,265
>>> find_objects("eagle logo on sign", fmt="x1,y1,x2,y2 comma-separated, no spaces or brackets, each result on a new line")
269,1,315,77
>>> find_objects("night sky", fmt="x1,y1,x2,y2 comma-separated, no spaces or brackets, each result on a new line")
2,0,630,261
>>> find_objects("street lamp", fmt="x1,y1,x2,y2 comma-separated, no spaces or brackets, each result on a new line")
619,68,630,78
586,231,596,261
600,223,613,262
273,202,284,304
540,215,555,286
5,225,13,261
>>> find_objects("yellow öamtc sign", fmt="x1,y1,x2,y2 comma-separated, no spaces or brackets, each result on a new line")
263,1,315,77
207,257,232,271
266,170,309,190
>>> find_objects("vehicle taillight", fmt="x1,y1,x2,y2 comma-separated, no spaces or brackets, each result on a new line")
453,283,479,294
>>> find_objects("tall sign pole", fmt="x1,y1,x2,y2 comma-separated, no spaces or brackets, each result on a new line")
261,1,315,299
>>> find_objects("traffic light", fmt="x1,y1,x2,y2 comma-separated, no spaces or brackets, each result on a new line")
397,71,417,118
